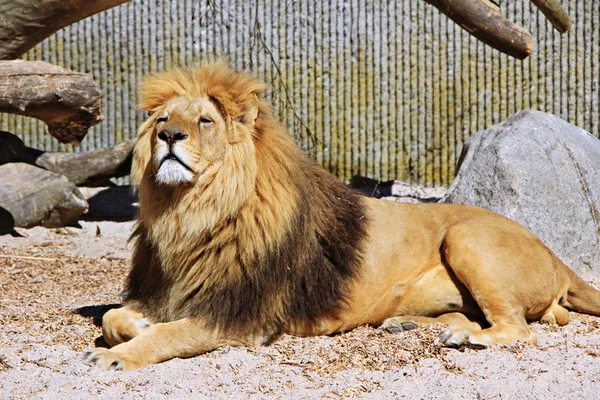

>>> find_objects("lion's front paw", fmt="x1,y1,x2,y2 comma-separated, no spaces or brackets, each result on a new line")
83,348,132,371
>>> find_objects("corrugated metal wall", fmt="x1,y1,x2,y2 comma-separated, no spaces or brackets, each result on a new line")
1,0,598,186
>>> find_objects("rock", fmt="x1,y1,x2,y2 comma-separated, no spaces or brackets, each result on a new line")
443,110,600,276
0,163,88,228
350,175,447,203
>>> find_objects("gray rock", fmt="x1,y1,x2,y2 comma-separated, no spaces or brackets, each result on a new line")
351,175,447,203
443,110,600,276
0,163,88,229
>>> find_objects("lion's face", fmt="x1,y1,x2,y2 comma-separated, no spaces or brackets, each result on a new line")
150,96,228,186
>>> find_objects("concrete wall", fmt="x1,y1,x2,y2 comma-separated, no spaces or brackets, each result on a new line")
1,0,598,186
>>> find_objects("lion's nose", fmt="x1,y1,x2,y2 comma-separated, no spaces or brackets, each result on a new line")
158,130,189,145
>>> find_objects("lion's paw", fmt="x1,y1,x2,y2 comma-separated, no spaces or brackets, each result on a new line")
83,348,128,371
379,318,418,334
438,328,487,350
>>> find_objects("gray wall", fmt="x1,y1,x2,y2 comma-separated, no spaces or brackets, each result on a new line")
1,0,598,186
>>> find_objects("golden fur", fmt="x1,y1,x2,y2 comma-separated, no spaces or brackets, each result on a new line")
84,61,600,370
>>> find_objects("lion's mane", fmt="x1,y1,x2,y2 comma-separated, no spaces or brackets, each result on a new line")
126,61,368,337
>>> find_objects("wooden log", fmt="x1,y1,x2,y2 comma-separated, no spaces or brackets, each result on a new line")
531,0,571,33
37,140,135,186
0,0,129,60
0,163,88,228
424,0,533,59
0,131,133,186
0,61,102,144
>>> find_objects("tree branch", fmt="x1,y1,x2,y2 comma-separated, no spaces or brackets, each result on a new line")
0,0,129,60
424,0,533,59
531,0,571,33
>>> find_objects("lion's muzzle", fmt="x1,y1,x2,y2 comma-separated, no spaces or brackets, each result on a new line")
154,130,195,185
158,129,189,145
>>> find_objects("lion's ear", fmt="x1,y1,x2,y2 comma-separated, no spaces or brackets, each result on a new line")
227,94,259,143
236,93,259,130
238,101,259,131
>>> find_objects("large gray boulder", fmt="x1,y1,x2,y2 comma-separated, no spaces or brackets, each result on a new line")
443,110,600,277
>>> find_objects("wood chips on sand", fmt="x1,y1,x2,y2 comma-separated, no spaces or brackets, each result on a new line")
0,244,126,353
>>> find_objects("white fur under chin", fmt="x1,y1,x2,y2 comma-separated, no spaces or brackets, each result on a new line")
155,159,194,185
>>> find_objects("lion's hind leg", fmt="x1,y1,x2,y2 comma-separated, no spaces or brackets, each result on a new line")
436,219,565,349
101,306,152,347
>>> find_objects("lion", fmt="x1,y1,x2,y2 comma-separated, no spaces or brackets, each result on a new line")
84,61,600,370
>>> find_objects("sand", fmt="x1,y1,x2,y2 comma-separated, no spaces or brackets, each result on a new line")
2,188,600,399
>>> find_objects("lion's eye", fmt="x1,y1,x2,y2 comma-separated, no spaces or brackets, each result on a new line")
199,116,213,125
156,116,168,123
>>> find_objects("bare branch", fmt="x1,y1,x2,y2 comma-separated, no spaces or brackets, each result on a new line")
0,0,129,60
531,0,571,33
424,0,532,59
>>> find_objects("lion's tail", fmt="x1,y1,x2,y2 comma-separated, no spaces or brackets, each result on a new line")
562,264,600,316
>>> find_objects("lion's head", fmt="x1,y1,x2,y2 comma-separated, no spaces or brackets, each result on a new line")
130,60,307,246
131,60,268,190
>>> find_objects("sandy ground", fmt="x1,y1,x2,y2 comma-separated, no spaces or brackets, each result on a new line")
2,187,600,399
